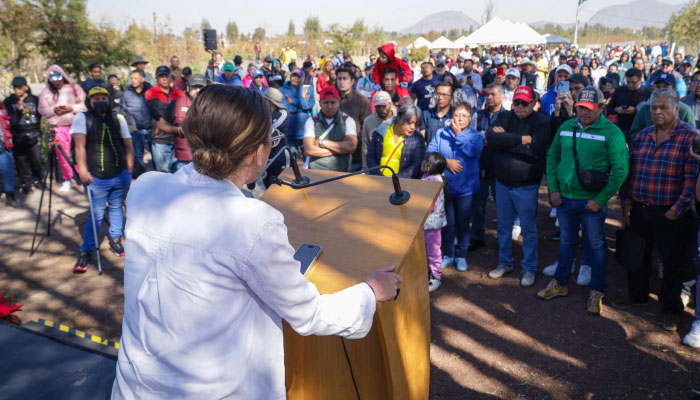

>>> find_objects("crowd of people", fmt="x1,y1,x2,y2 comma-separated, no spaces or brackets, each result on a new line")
2,39,700,357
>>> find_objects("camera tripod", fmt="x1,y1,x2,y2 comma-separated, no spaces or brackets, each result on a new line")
29,129,103,274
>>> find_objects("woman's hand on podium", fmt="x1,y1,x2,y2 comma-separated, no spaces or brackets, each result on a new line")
366,265,403,302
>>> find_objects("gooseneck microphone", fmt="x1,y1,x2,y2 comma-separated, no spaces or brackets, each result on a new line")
265,147,410,205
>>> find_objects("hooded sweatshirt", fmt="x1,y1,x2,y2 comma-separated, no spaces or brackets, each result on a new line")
39,65,87,126
38,65,87,126
371,43,413,86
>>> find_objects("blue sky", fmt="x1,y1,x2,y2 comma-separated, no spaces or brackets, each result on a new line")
87,0,690,36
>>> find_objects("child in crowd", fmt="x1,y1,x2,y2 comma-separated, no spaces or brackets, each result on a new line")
422,152,448,292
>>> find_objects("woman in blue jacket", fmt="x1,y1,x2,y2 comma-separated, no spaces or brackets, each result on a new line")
367,103,425,179
279,68,314,161
427,100,483,272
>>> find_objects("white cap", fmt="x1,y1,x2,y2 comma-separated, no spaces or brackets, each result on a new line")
555,64,572,75
494,54,505,65
505,68,521,79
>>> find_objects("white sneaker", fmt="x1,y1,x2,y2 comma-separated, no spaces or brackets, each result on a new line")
555,218,559,228
428,278,442,292
520,271,536,287
549,208,557,218
577,264,592,286
542,259,576,276
683,321,700,348
488,265,514,279
511,225,521,241
59,181,72,193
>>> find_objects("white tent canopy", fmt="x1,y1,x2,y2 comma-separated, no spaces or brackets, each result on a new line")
543,33,571,45
429,36,462,49
461,17,546,46
408,36,432,49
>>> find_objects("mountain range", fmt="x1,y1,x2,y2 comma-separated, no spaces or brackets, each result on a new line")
400,0,686,34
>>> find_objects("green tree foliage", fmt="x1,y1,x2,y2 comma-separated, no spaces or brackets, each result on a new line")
201,18,212,31
253,27,266,41
226,21,238,41
288,19,295,36
303,15,321,41
326,19,367,54
666,0,700,52
0,0,42,71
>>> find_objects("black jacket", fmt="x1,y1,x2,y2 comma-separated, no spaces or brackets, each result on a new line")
486,110,551,187
3,93,41,134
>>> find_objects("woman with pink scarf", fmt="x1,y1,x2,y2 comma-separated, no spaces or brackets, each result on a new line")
38,65,87,192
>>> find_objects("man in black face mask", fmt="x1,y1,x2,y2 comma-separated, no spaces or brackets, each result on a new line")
71,86,135,273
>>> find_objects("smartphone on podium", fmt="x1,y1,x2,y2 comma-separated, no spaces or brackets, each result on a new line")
294,244,322,276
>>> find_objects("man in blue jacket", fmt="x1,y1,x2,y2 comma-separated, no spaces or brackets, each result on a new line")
120,69,153,167
541,64,572,119
280,68,315,161
215,62,243,86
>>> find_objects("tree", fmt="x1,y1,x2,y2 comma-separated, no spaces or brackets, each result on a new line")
666,0,700,52
0,0,42,72
448,28,460,40
287,19,295,36
226,21,238,41
253,27,266,41
481,0,495,25
201,18,211,31
303,15,321,41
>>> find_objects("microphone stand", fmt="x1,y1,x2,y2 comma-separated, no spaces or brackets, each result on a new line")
266,147,410,205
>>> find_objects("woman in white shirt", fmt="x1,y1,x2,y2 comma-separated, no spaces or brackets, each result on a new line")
112,85,402,399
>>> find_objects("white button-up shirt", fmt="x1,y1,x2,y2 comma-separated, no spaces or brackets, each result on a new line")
112,164,376,399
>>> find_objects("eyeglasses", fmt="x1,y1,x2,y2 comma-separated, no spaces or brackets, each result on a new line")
435,92,452,98
513,100,530,107
268,128,285,147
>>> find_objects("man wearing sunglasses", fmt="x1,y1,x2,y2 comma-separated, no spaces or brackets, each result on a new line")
485,86,551,288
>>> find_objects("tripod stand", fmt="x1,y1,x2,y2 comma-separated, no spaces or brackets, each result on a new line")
29,129,103,274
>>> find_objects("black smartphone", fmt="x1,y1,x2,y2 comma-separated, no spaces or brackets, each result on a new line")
294,244,322,276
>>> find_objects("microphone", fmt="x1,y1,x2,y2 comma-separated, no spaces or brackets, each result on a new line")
264,146,309,187
269,153,410,206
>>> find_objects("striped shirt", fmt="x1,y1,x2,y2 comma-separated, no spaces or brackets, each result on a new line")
627,120,699,215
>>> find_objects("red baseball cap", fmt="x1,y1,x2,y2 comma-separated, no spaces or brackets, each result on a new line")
513,86,533,103
320,86,339,100
566,59,579,68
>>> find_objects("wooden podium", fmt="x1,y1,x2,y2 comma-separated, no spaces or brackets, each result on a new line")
261,169,442,400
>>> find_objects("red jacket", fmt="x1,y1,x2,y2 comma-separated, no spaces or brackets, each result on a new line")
371,43,413,86
0,103,12,150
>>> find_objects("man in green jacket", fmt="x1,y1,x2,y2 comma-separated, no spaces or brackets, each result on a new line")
538,87,629,316
629,73,696,136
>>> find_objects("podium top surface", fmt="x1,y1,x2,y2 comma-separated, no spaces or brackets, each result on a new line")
262,169,441,293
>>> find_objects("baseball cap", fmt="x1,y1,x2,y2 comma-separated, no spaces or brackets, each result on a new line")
336,50,343,54
521,59,536,67
320,86,339,100
12,76,27,87
567,73,589,86
264,87,286,110
48,71,64,82
484,59,493,65
223,62,234,71
373,91,392,106
87,86,110,98
653,72,676,87
555,64,573,75
513,86,533,103
155,66,171,77
188,74,207,87
364,61,374,70
436,61,446,67
494,54,504,65
302,61,313,69
505,68,521,79
290,67,305,78
566,59,579,68
252,69,264,78
661,56,674,64
574,87,604,110
264,56,273,63
681,59,692,66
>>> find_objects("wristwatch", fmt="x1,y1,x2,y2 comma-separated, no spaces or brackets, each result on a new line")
319,139,326,148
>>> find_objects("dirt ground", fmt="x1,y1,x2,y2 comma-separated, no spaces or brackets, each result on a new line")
1,175,699,399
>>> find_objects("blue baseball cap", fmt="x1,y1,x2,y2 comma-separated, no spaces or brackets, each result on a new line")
252,69,264,78
654,73,676,87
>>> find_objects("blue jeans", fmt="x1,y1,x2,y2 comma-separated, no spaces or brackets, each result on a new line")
80,169,131,252
152,143,175,173
496,182,539,272
442,195,473,258
0,149,15,193
131,129,150,167
471,177,496,241
555,197,608,291
173,160,190,171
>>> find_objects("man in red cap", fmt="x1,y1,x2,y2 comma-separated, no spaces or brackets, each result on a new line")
485,85,551,288
303,86,358,171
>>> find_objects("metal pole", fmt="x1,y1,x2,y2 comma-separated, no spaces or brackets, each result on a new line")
574,1,581,48
85,184,103,275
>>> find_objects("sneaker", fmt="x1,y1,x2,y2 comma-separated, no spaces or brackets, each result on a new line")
488,265,514,279
441,256,454,269
555,218,559,228
59,181,72,193
428,278,442,292
468,239,486,252
4,192,22,209
663,313,680,331
542,259,576,276
109,237,125,257
520,271,536,287
511,225,522,241
549,208,557,218
21,184,33,194
576,265,592,286
611,297,649,309
537,279,568,300
455,257,468,272
683,321,700,348
587,290,604,315
73,252,91,273
549,230,560,241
